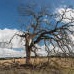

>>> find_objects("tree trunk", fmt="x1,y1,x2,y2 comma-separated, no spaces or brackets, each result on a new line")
26,46,31,64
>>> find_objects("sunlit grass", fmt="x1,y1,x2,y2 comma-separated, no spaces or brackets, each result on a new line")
0,57,74,74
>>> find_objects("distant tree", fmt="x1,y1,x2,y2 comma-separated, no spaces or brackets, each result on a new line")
9,4,74,64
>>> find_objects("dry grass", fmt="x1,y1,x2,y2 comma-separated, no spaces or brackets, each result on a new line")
0,57,74,68
0,57,74,74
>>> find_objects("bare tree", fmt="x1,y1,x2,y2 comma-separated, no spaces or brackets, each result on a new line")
8,4,74,64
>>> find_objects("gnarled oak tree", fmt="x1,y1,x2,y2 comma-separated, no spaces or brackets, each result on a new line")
9,4,74,64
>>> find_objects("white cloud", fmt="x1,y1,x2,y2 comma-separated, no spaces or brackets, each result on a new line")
0,48,25,58
0,28,24,48
0,27,72,57
35,44,62,56
56,7,74,41
0,28,48,57
0,28,25,57
56,7,74,23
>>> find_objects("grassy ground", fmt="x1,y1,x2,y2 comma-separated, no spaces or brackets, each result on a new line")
0,57,74,74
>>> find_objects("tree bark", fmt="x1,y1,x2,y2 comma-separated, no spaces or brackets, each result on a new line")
26,46,31,64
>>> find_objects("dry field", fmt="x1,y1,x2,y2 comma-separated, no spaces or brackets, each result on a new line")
0,57,74,74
